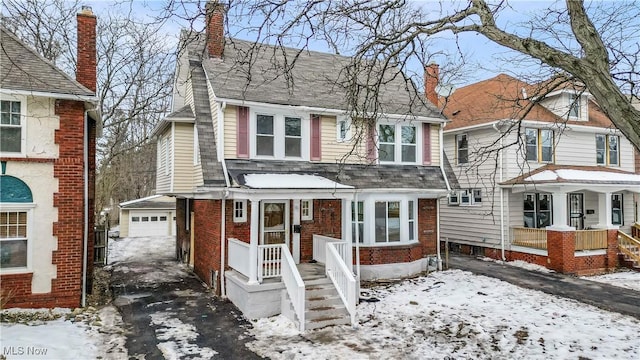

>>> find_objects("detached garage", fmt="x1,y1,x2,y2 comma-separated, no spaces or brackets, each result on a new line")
119,195,176,237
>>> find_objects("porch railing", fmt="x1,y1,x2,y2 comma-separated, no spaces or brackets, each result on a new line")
280,243,306,331
511,227,548,250
228,238,250,277
618,231,640,265
632,223,640,239
575,229,608,250
312,235,341,264
258,244,283,282
326,242,357,327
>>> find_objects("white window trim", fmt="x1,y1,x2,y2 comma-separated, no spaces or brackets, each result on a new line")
456,133,468,165
193,126,200,165
354,195,419,247
250,107,310,160
233,200,247,223
449,188,482,206
336,116,352,142
301,200,313,221
568,93,581,119
377,121,421,165
611,193,623,226
525,128,554,163
0,94,27,157
0,203,35,274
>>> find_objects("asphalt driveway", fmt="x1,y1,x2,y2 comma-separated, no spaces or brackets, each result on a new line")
108,236,263,359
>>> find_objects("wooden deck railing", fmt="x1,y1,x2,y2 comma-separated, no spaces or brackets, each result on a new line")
618,231,640,265
632,223,640,239
575,229,608,250
511,227,548,250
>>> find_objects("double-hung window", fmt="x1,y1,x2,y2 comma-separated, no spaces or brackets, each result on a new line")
523,193,552,228
336,117,351,142
0,211,28,269
596,134,619,166
378,123,417,164
525,128,554,163
456,134,468,165
254,111,307,159
301,200,313,221
0,99,24,154
233,200,247,223
568,94,580,118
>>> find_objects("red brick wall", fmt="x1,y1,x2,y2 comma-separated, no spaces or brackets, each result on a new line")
225,200,251,243
418,199,437,255
193,200,222,294
547,230,576,273
300,199,342,262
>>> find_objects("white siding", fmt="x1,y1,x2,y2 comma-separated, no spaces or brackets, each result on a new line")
155,128,172,194
173,122,195,192
430,124,440,166
321,115,365,164
119,209,130,237
223,105,237,158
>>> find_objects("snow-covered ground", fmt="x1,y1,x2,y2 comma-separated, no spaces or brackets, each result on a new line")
2,234,639,359
582,270,640,292
480,257,555,273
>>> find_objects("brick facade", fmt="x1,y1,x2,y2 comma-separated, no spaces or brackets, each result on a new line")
192,199,222,292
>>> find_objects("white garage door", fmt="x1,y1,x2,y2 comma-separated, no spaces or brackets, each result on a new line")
129,211,170,237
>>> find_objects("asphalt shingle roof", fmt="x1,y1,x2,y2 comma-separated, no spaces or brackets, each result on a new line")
0,26,94,97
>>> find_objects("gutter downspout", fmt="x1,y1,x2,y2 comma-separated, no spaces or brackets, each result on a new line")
81,109,92,307
437,122,449,271
493,122,507,261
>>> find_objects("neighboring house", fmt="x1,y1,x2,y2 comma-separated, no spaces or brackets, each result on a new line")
439,73,640,274
152,2,454,328
0,8,98,307
118,195,176,237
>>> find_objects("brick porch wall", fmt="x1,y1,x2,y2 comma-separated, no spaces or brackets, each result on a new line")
300,199,342,262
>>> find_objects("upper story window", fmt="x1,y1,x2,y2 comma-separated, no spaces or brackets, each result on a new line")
596,134,619,166
336,117,352,142
253,110,308,160
568,94,581,118
456,133,468,165
525,128,554,163
0,99,25,154
378,123,417,164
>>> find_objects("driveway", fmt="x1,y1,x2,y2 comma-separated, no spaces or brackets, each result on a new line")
108,236,264,359
448,254,640,320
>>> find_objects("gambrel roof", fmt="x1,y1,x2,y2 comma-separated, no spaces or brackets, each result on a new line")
0,26,94,97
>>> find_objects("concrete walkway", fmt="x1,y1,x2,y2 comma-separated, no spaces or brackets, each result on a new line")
448,254,640,320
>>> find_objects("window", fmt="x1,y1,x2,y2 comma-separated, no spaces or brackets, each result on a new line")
378,123,418,164
336,117,351,142
375,201,401,243
569,94,580,118
408,200,415,241
159,216,167,221
233,200,247,223
351,201,364,243
1,100,24,153
525,128,554,163
151,216,158,221
448,188,481,206
142,217,149,222
132,216,140,222
523,193,552,228
612,193,623,226
256,114,275,156
596,134,619,166
0,211,28,269
301,200,313,221
253,111,307,159
456,134,468,164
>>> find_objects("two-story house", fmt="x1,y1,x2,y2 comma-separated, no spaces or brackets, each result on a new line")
152,1,455,329
0,7,98,308
439,73,640,275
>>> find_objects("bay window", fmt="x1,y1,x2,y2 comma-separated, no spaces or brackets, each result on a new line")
351,201,364,243
351,197,417,245
375,201,400,243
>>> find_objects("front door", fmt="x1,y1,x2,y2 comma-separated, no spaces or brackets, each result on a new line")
568,193,584,230
261,201,289,245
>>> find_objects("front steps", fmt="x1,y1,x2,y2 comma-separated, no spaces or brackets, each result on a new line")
304,277,351,330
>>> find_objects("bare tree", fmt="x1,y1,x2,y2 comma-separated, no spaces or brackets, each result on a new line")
2,0,174,215
175,0,638,150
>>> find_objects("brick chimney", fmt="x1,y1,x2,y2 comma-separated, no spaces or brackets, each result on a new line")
206,1,225,58
424,63,439,106
76,6,97,93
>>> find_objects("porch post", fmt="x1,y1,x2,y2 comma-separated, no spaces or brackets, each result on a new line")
635,192,640,224
550,191,571,230
342,197,353,271
292,199,301,264
248,199,259,285
596,192,613,228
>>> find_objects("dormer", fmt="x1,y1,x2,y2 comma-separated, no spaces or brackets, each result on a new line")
539,89,589,122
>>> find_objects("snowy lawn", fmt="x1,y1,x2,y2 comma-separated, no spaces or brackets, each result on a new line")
248,269,640,360
582,270,640,292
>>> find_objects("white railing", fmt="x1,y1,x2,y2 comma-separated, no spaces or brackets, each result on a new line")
280,244,306,331
313,234,351,267
326,242,357,327
228,238,250,277
258,244,283,282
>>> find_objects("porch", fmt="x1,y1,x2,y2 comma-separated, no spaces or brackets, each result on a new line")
226,235,357,331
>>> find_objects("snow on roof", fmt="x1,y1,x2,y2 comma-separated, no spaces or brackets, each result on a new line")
524,169,640,183
242,173,354,189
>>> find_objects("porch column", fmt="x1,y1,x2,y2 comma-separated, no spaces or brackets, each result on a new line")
248,199,259,285
635,192,640,224
292,199,301,264
549,191,572,230
342,198,353,271
596,192,613,228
